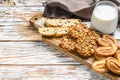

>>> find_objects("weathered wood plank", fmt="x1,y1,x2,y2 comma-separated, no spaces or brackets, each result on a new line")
0,0,14,6
13,0,47,6
0,25,42,40
0,7,44,23
0,42,80,64
0,65,108,80
0,0,110,80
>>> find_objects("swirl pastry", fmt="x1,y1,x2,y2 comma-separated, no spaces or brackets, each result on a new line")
106,57,120,75
115,50,120,62
92,60,109,73
103,35,118,47
94,52,107,60
96,35,118,57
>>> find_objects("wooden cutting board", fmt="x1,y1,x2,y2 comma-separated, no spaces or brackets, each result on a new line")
30,13,120,80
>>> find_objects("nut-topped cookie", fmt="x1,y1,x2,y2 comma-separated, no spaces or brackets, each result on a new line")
60,23,100,57
45,19,81,27
59,35,76,51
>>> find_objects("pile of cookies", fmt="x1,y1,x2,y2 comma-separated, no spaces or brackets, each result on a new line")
32,17,120,75
92,35,120,75
60,23,100,57
34,17,81,37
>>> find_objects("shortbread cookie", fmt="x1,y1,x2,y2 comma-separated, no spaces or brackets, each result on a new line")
45,19,81,27
38,27,69,37
59,35,75,51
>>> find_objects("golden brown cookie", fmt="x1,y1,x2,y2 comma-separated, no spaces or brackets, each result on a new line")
59,35,75,51
106,57,120,75
103,35,118,47
96,46,116,57
60,23,100,57
69,24,89,39
45,19,81,27
96,35,118,57
38,27,69,37
92,60,109,73
67,24,100,57
75,38,97,57
115,50,120,62
94,52,107,60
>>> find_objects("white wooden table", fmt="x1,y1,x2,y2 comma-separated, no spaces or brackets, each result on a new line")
0,0,109,80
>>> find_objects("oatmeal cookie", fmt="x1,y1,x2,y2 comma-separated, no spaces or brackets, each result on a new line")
59,35,75,51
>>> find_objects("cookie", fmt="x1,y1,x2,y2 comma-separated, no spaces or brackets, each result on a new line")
59,35,75,51
45,19,81,27
34,17,46,28
96,35,118,57
38,27,69,37
106,57,120,75
92,60,109,73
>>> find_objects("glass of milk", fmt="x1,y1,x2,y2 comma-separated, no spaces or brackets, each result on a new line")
91,1,118,34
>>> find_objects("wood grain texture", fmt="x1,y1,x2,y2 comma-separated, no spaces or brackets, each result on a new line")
0,25,42,41
42,38,120,80
0,0,14,6
0,65,108,80
0,0,109,80
0,42,80,64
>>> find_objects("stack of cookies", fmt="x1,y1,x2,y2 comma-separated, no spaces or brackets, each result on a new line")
60,23,100,57
34,17,81,37
92,35,120,75
32,16,120,75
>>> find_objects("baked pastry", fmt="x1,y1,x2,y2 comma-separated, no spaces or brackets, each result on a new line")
59,35,75,51
38,27,69,37
59,23,100,57
69,24,89,39
96,35,118,57
106,57,120,75
34,17,46,28
72,24,100,57
92,60,109,73
115,50,120,62
75,38,97,57
94,52,107,60
95,46,116,57
45,19,81,27
103,35,118,47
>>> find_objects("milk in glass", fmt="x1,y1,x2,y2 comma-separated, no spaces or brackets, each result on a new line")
91,1,118,34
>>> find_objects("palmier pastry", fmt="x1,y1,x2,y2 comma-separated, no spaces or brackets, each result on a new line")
94,52,107,60
96,35,118,57
106,57,120,75
92,60,109,73
118,46,120,49
96,46,116,57
103,35,118,47
115,50,120,62
59,35,75,51
98,38,111,46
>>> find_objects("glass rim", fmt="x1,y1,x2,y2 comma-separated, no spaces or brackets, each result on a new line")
95,1,118,13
